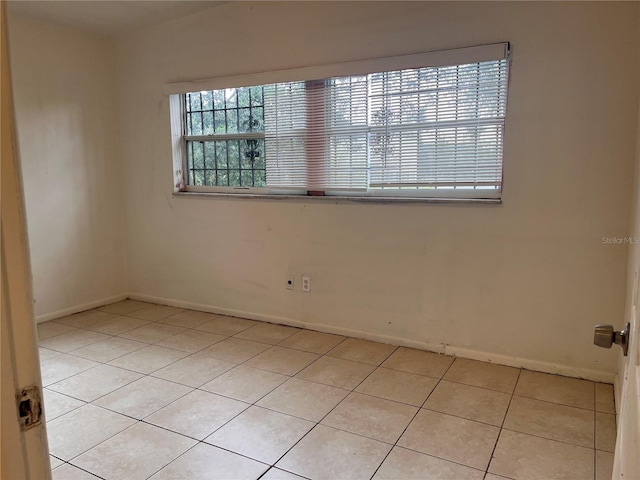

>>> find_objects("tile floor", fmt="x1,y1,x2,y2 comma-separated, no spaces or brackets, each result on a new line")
37,300,617,480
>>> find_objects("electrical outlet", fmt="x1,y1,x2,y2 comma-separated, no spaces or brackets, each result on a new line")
302,276,311,292
286,275,295,290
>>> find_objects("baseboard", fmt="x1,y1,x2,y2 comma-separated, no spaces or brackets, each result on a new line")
35,293,129,324
445,345,616,383
129,292,617,384
128,293,439,347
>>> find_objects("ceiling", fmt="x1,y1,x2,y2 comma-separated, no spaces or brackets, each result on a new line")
7,0,227,36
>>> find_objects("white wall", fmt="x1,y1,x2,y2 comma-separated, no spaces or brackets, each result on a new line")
8,15,128,320
116,2,639,380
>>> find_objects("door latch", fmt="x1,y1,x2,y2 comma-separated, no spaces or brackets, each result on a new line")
594,322,631,356
16,385,43,430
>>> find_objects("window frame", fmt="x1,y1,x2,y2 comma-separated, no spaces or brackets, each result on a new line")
168,42,510,202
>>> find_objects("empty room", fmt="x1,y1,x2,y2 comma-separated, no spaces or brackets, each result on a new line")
2,1,640,479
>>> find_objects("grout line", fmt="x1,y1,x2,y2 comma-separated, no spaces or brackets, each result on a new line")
485,368,521,476
416,406,507,430
130,433,202,480
498,426,597,451
344,388,426,411
433,375,522,396
507,393,601,413
256,465,312,480
483,471,515,480
384,443,489,476
59,462,106,479
42,388,88,420
368,354,459,479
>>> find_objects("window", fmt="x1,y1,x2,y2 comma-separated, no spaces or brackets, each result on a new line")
184,86,267,188
169,42,510,200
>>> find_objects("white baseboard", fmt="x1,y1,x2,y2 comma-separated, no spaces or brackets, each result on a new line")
128,292,617,384
35,293,129,324
445,345,616,383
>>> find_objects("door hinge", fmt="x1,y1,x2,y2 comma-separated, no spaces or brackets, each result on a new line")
16,385,43,430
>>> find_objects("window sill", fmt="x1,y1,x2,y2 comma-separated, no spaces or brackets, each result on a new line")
172,191,502,205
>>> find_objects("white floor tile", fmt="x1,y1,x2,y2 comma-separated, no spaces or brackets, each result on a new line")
93,376,192,419
40,354,99,386
47,404,135,460
201,365,289,403
373,446,485,480
48,364,142,402
149,443,268,480
204,406,313,464
145,390,249,439
52,463,101,479
107,345,189,374
151,352,236,387
72,422,196,479
43,389,85,420
277,424,391,479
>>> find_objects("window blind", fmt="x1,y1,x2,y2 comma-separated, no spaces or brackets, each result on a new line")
261,58,508,194
171,43,510,199
263,77,371,191
367,60,508,193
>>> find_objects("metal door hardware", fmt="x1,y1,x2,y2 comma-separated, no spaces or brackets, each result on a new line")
594,322,631,356
16,385,43,430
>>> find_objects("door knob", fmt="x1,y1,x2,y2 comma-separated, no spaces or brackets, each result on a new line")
594,322,630,356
